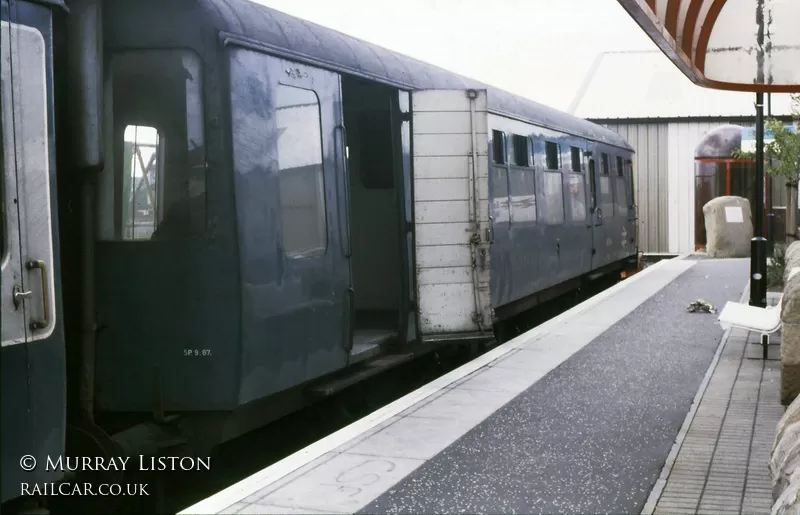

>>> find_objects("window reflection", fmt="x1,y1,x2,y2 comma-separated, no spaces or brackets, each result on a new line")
509,168,536,223
542,171,564,224
568,174,586,222
624,162,634,200
545,142,560,170
0,127,5,258
275,84,328,257
615,177,627,215
599,175,614,216
492,130,506,165
491,166,510,223
122,125,162,239
570,146,582,173
98,50,206,242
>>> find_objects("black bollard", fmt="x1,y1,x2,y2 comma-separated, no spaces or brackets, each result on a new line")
750,92,767,308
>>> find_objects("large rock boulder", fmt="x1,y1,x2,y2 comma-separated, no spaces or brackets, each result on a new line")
786,241,800,283
783,272,800,405
773,467,800,515
772,421,800,499
703,196,753,258
775,396,800,457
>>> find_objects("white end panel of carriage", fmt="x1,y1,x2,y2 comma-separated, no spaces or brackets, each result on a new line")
412,89,492,336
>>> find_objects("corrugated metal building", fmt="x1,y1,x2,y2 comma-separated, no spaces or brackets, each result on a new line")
570,51,796,254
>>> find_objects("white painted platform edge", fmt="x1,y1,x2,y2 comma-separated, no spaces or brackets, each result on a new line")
639,278,750,515
180,256,694,515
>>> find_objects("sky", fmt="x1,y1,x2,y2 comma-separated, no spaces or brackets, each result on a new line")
250,0,660,112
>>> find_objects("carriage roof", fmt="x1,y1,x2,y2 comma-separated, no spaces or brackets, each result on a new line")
199,0,634,151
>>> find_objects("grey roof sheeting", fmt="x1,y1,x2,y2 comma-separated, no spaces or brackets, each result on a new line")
208,0,633,151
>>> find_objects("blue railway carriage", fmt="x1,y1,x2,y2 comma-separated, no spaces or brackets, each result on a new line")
81,0,636,452
415,94,636,333
2,0,637,508
1,0,68,507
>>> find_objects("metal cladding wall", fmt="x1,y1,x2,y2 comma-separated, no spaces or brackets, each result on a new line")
601,122,669,254
595,119,787,255
571,53,797,254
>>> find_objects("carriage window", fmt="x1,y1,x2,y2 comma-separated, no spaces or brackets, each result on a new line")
98,50,206,241
492,130,506,164
568,174,586,222
600,175,614,216
0,168,5,261
0,126,5,259
625,160,635,208
490,166,510,224
614,156,627,214
542,171,564,224
615,175,628,214
545,142,560,170
509,168,536,223
275,85,327,257
601,153,610,174
512,135,529,167
0,78,5,260
121,126,163,239
570,147,581,172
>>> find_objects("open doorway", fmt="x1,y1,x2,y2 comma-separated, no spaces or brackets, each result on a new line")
341,76,404,359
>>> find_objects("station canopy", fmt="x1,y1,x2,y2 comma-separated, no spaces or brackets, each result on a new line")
617,0,800,92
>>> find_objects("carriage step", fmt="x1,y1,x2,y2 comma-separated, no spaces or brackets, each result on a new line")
307,352,417,397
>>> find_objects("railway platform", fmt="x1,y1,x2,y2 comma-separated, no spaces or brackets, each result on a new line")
180,256,781,515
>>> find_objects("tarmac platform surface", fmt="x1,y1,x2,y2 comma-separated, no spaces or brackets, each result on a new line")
181,257,756,515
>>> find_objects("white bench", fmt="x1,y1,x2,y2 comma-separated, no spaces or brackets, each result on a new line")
716,267,800,359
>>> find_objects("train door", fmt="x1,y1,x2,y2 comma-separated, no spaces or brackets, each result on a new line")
1,8,60,352
1,5,64,504
228,49,352,399
624,158,637,252
588,153,602,228
391,90,418,344
592,149,621,268
587,150,601,269
0,17,33,351
409,89,493,336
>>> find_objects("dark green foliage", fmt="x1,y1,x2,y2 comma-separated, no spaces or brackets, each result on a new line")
768,243,787,291
731,94,799,186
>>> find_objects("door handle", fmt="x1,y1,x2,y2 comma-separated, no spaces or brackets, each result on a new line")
12,285,32,309
334,124,352,258
26,260,49,330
